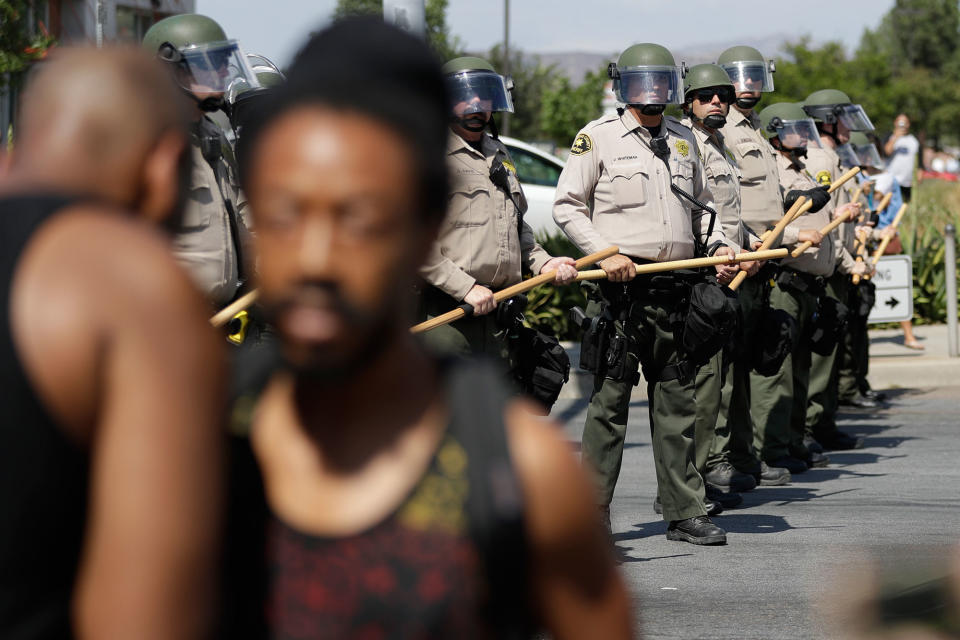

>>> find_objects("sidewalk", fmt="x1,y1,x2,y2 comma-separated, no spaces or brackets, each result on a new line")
557,323,960,400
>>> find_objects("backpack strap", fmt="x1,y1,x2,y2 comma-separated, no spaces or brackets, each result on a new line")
444,357,533,638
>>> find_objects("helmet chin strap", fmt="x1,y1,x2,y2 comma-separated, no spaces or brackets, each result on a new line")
638,104,666,116
194,94,224,113
736,96,760,109
450,113,488,132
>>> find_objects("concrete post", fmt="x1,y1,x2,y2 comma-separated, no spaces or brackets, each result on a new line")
945,224,958,357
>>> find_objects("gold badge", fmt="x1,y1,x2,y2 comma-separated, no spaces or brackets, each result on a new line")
571,133,592,155
675,139,689,157
502,160,517,175
815,170,832,187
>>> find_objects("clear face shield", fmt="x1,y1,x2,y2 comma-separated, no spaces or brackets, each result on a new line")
720,61,775,93
445,69,514,117
835,104,874,131
836,143,860,168
614,66,684,105
162,39,260,105
773,118,824,150
855,142,883,169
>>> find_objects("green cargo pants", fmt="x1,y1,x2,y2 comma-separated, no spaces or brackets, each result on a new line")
806,273,848,439
707,275,764,474
750,277,818,462
838,281,871,400
580,292,707,523
417,288,509,361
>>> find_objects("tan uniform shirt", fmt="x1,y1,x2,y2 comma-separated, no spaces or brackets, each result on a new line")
720,107,783,238
805,146,858,274
420,132,552,301
776,152,836,277
681,115,757,252
173,116,248,307
553,111,727,261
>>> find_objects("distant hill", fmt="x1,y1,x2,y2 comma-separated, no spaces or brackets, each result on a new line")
494,34,800,86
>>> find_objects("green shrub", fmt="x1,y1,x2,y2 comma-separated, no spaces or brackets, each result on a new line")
900,180,960,325
522,232,588,340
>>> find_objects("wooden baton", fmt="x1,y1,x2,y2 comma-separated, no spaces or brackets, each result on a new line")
759,166,862,243
410,246,620,334
210,289,259,328
729,195,809,291
574,248,789,282
852,192,894,284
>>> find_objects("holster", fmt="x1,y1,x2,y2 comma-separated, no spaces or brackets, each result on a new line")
574,282,640,386
496,294,571,413
808,295,850,355
852,279,876,319
776,268,826,296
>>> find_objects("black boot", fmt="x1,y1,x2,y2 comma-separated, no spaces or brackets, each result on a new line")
666,516,727,545
803,436,824,455
704,461,758,493
705,484,743,509
767,455,808,475
804,450,830,468
818,430,864,450
756,461,791,486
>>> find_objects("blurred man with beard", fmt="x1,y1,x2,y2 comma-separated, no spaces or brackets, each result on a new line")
0,48,224,639
222,19,631,640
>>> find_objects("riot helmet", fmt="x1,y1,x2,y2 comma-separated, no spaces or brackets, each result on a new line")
717,45,775,109
759,101,823,161
803,89,874,133
609,43,684,116
143,14,260,113
442,56,513,134
849,131,883,169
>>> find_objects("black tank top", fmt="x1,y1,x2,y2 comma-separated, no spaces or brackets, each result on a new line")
219,352,531,639
0,194,89,639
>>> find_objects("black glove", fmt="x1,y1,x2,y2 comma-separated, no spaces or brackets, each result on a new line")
804,186,831,212
783,190,803,212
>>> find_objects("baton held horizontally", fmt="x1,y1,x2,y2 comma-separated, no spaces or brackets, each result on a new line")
410,246,620,334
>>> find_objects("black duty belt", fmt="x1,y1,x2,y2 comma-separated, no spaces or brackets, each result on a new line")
776,268,826,296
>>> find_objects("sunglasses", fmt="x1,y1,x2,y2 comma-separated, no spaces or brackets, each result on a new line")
694,87,734,103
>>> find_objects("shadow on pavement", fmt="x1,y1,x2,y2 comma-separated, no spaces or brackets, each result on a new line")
827,451,908,466
859,435,922,448
616,550,695,564
739,486,860,507
787,468,885,482
711,513,793,533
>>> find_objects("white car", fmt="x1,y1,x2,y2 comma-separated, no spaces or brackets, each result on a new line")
500,136,565,236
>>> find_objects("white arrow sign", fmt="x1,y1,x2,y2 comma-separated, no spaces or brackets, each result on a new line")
868,255,914,323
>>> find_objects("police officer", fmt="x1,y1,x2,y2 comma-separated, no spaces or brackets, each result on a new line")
753,102,838,474
841,132,889,407
716,46,792,487
801,90,871,452
554,43,734,545
418,56,577,359
679,64,762,507
143,14,258,307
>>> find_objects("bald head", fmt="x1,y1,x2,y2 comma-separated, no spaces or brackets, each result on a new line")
8,47,190,220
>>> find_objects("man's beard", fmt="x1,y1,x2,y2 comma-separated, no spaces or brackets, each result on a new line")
264,280,399,383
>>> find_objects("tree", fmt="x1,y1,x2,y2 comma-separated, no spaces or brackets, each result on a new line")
487,44,556,142
1,0,55,87
539,67,606,148
333,0,461,60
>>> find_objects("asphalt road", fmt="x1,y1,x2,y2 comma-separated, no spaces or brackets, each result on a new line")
552,385,960,639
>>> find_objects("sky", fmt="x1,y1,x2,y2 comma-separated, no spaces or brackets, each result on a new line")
197,0,897,68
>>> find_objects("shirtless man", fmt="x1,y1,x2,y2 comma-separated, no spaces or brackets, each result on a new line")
1,48,224,639
226,19,632,638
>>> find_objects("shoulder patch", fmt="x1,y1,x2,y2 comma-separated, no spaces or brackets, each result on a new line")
502,160,517,175
675,139,690,158
815,170,832,187
571,133,593,156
